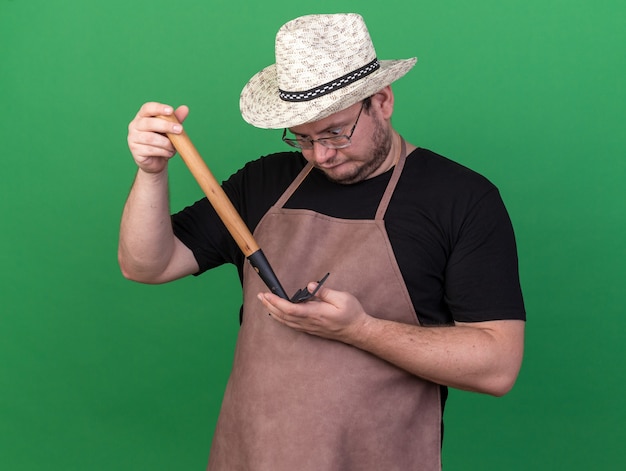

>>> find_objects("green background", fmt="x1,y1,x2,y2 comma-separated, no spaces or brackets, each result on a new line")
1,0,624,469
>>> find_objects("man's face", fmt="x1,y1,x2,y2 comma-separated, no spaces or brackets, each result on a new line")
288,100,394,184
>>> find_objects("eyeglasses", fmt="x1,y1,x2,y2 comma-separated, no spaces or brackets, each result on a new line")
282,101,366,150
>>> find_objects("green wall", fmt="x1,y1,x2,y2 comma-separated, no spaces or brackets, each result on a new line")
1,0,624,469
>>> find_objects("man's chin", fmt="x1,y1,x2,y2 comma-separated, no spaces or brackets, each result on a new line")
320,164,363,185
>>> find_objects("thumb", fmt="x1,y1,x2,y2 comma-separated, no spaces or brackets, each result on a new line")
175,105,189,124
306,282,338,305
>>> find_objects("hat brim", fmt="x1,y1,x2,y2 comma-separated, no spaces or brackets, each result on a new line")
240,58,417,129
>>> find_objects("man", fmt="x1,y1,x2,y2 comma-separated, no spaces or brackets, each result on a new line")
119,13,525,470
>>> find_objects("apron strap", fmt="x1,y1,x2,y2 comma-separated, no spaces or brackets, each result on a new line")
375,137,407,220
276,136,408,218
275,159,314,208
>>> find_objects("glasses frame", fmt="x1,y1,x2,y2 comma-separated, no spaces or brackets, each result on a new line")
282,101,366,150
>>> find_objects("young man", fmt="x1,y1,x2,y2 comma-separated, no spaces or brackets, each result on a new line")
120,13,525,470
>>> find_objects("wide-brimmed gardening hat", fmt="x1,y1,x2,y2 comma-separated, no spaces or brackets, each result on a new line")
240,13,417,129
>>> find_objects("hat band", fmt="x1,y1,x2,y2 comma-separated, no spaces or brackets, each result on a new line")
279,59,380,102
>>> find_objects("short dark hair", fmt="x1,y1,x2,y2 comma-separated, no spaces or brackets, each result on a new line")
362,96,372,112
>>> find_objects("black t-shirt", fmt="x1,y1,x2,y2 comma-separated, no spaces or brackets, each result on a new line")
172,148,526,325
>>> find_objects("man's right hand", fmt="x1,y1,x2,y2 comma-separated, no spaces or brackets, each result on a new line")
127,102,189,174
119,102,199,284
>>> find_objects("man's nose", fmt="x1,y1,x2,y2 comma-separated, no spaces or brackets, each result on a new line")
311,141,337,164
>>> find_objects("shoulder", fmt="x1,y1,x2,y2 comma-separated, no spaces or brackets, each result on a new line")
402,148,496,193
233,151,306,180
222,151,307,230
397,148,501,214
223,151,306,197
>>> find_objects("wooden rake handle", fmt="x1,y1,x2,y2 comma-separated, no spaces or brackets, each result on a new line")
159,113,259,257
159,113,288,299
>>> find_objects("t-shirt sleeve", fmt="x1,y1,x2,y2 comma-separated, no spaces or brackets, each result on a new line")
171,152,304,276
172,195,242,275
444,188,526,322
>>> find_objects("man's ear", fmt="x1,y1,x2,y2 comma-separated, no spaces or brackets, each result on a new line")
370,86,395,120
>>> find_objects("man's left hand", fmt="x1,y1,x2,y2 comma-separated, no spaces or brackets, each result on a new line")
257,283,371,344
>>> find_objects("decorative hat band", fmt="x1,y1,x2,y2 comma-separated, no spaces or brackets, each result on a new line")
278,58,380,102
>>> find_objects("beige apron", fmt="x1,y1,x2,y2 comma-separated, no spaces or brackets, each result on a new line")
208,142,442,470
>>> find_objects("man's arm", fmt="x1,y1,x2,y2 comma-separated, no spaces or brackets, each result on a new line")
118,102,199,284
257,286,524,396
349,317,524,397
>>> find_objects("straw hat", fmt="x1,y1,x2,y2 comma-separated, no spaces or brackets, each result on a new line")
240,13,417,129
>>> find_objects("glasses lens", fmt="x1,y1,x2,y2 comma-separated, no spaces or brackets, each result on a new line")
320,136,350,149
284,136,351,150
282,132,353,149
281,137,304,149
